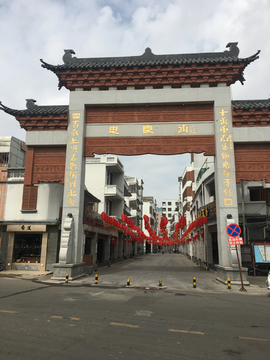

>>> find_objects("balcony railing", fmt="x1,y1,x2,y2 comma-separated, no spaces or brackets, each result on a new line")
124,203,131,216
83,210,118,233
238,201,268,217
7,167,25,181
104,185,124,199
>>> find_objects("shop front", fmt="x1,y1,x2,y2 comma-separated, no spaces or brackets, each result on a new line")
6,224,48,271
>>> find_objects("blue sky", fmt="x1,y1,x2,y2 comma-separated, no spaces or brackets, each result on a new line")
1,0,269,205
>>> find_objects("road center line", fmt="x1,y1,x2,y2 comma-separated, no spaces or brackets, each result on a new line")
0,310,19,314
239,336,270,342
51,316,63,319
110,322,139,328
169,329,204,335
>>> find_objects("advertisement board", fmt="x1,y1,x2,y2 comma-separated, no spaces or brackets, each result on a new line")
254,243,270,264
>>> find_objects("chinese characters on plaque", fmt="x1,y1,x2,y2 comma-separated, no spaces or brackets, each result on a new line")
219,109,233,207
66,113,80,206
228,237,243,246
108,124,197,136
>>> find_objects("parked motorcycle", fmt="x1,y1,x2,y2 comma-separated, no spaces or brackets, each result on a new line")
0,259,3,271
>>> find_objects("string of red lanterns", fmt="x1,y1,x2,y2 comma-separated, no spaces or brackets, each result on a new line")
181,216,208,243
101,212,208,247
101,212,147,244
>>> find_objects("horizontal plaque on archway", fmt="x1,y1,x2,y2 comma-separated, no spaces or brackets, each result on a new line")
84,135,215,157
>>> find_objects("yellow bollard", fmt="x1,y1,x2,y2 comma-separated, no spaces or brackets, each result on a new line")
127,279,130,286
95,274,98,284
65,273,69,283
228,278,231,290
193,277,196,288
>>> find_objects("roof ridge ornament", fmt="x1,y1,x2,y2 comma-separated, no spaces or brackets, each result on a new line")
225,42,239,57
26,99,37,109
63,49,77,64
141,47,155,59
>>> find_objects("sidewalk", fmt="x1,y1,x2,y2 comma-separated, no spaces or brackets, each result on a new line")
0,253,269,295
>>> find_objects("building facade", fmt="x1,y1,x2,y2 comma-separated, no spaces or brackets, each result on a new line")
85,155,131,220
0,137,134,274
124,176,144,228
142,196,157,253
180,139,270,275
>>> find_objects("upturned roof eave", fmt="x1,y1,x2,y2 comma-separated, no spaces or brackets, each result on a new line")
40,47,260,72
0,102,69,117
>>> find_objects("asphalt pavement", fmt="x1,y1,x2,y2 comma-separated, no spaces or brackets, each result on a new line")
1,253,270,360
1,252,268,295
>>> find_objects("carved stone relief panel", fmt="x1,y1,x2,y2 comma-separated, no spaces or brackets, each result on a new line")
234,143,270,183
84,136,215,157
32,146,66,184
86,104,214,124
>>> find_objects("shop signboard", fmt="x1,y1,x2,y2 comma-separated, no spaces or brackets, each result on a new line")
198,201,216,221
7,224,47,232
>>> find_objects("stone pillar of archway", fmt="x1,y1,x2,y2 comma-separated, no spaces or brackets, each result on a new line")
213,85,248,284
52,90,86,280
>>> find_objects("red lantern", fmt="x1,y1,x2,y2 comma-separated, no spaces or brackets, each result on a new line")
124,238,127,243
203,216,208,225
101,212,106,221
111,238,116,245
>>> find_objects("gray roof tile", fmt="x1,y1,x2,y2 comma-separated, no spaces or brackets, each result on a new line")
0,102,68,116
41,44,260,71
232,100,270,110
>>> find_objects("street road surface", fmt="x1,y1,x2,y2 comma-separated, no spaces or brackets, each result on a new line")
0,253,269,360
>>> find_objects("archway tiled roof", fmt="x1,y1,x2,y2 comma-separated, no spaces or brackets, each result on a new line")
40,43,260,90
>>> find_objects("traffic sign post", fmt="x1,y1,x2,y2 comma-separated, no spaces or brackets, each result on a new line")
226,223,241,238
226,223,247,292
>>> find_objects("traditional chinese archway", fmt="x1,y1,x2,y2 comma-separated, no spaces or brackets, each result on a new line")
2,43,267,283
